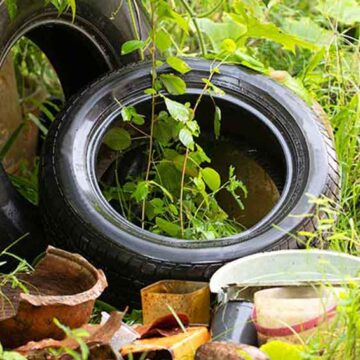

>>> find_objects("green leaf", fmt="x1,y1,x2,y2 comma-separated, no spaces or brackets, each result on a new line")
221,38,237,54
282,18,333,46
163,149,179,160
160,74,187,95
131,181,149,202
164,97,191,123
169,204,178,215
316,0,360,25
154,119,174,145
173,155,198,177
154,111,179,145
233,0,266,20
193,176,206,192
5,0,17,19
68,0,76,21
233,50,266,72
186,120,200,136
201,167,221,191
121,106,133,122
166,56,192,74
151,198,164,208
156,60,164,68
198,17,247,52
155,30,172,52
103,128,131,151
149,181,174,202
302,48,326,80
214,106,221,140
146,198,165,220
121,40,145,55
155,162,181,196
202,79,225,96
230,13,318,52
144,88,157,95
156,217,181,237
158,4,189,33
121,106,145,125
2,351,27,360
190,145,211,165
45,0,76,18
236,350,252,360
193,176,209,207
28,113,48,136
179,128,194,150
260,341,304,360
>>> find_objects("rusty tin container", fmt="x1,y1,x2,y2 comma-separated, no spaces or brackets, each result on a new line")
121,326,210,359
141,280,210,325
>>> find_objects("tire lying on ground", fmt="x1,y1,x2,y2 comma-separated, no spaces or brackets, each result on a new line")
40,59,340,306
0,0,148,260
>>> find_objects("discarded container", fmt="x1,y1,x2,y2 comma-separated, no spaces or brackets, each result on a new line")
16,311,123,359
210,250,360,301
121,326,210,359
211,300,258,346
195,341,269,360
101,312,140,353
0,246,108,348
252,286,338,344
136,313,190,339
141,280,210,325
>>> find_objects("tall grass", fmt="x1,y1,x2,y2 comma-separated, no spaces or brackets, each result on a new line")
2,0,359,357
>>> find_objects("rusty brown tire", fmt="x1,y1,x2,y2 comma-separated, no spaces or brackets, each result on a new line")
0,0,148,261
40,59,340,307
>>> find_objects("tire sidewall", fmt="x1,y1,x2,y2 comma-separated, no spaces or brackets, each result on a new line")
41,59,334,264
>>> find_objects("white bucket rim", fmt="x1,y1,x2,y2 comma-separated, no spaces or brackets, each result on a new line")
210,249,360,293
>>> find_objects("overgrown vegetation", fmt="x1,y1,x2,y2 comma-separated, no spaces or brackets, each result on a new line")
101,5,250,239
2,0,359,358
5,0,76,20
99,0,322,240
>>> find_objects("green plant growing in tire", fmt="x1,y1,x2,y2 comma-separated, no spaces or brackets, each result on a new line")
100,1,248,240
5,0,76,20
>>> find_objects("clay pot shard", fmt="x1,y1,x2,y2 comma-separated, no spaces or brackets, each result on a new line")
16,311,123,360
0,246,108,348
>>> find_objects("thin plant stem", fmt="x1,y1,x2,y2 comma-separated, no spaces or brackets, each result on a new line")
179,58,229,235
179,62,220,235
178,0,207,57
127,0,144,60
179,149,189,236
141,1,157,228
197,0,225,18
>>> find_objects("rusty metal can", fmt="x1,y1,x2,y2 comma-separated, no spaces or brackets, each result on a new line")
141,280,210,325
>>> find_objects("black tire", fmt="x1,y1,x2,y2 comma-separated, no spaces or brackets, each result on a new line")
0,0,148,260
40,59,340,307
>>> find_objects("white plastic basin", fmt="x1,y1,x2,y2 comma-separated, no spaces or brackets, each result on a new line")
210,249,360,294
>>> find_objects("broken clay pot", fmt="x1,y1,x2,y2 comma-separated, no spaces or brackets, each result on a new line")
16,311,123,360
0,246,108,348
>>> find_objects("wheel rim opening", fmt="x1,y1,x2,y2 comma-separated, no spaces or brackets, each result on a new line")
96,93,288,239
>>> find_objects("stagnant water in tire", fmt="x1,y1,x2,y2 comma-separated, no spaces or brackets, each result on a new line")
97,133,282,233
